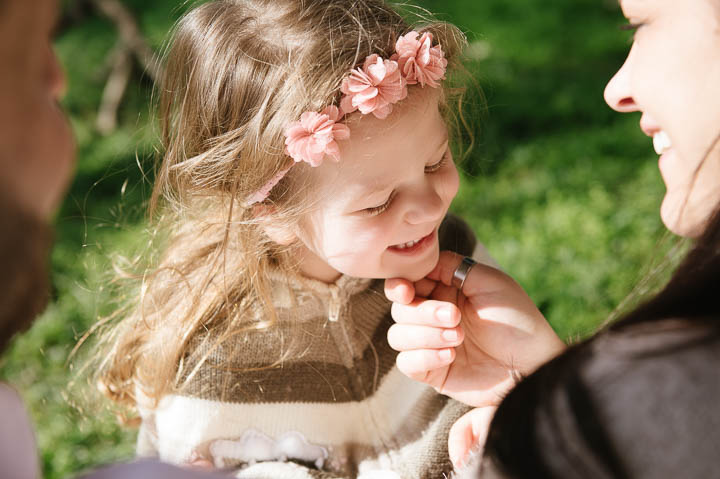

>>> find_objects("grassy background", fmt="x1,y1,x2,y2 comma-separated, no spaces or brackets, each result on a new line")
0,0,668,477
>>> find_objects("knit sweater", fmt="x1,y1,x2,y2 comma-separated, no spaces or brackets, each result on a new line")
137,214,497,479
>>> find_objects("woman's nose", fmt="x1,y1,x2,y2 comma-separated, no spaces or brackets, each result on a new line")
604,55,637,113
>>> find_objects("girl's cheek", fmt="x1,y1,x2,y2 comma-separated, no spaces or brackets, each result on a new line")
353,216,395,250
332,219,385,251
441,162,460,202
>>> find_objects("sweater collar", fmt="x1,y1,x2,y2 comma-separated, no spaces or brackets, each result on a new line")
267,266,375,322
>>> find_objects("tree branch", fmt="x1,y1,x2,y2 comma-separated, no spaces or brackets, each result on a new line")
90,0,163,133
91,0,162,82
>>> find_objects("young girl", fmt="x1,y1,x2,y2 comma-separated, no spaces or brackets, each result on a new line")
97,0,494,477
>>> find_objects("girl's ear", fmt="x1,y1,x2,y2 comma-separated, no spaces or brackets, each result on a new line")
253,205,298,246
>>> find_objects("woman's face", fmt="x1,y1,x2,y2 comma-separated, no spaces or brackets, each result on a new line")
604,0,720,237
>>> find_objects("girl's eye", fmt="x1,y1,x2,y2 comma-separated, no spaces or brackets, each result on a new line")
365,192,395,216
425,150,450,173
363,150,450,216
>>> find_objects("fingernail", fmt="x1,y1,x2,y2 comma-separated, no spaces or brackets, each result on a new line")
437,306,453,323
442,328,459,342
438,349,453,361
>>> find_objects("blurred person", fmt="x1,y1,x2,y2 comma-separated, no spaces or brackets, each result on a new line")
383,0,720,474
0,1,228,478
0,0,74,354
0,0,74,475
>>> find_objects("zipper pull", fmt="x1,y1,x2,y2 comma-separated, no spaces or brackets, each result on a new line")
328,285,341,322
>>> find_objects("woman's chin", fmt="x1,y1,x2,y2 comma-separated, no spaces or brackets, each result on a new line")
660,193,708,239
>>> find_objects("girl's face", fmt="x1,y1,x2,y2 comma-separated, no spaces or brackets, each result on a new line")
604,0,720,237
291,89,459,282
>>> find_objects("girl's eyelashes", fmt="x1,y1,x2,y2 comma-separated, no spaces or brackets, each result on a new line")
365,192,395,216
364,150,450,216
424,150,450,174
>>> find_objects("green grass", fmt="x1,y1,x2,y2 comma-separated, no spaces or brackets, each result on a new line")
0,1,672,477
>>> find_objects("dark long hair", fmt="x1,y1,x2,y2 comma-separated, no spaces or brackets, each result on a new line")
614,207,720,327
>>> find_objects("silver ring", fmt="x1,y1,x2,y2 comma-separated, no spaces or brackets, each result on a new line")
452,256,477,290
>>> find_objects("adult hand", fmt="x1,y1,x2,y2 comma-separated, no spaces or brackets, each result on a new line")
385,251,566,407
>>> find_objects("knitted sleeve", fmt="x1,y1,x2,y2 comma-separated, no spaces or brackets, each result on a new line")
136,407,160,458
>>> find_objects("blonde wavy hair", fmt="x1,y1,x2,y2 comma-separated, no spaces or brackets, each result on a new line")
92,0,470,413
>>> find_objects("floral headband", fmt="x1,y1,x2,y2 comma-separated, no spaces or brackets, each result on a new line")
245,31,448,207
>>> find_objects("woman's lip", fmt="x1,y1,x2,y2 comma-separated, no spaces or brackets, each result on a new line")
658,147,674,168
387,230,437,255
639,114,661,138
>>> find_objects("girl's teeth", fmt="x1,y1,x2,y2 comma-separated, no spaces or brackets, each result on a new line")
653,131,672,155
395,238,420,249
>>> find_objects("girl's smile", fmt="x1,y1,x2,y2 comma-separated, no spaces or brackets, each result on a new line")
388,229,438,255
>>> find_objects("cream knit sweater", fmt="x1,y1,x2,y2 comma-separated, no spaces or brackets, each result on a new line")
136,215,497,478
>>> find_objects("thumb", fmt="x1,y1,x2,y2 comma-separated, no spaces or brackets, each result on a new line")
384,277,416,304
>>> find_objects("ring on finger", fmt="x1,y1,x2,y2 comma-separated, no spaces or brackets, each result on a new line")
451,256,477,290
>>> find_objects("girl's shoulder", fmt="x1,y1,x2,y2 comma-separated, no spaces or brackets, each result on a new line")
439,213,501,270
438,213,476,257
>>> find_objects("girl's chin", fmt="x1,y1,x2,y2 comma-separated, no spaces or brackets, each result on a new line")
336,247,440,281
387,247,440,282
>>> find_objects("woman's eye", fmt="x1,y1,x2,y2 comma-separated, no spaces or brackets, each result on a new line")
425,151,450,173
365,193,394,216
619,22,644,41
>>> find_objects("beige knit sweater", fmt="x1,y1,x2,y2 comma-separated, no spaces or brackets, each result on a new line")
137,215,497,478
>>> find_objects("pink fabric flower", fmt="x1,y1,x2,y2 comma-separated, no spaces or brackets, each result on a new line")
340,54,408,119
284,106,350,167
392,31,447,88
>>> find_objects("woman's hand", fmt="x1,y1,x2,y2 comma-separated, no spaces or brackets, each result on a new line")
385,251,566,408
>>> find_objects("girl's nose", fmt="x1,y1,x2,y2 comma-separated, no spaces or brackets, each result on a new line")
404,187,445,225
604,54,637,113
